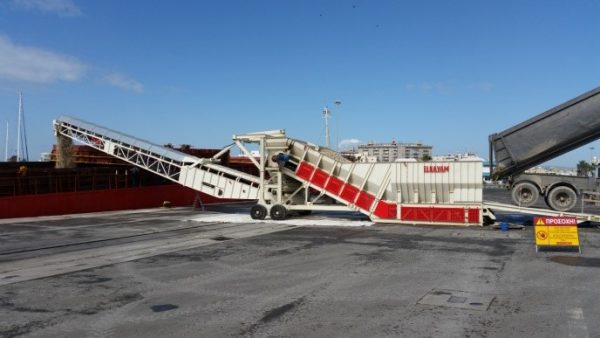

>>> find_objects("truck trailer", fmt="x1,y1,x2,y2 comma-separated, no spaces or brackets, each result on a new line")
489,87,600,211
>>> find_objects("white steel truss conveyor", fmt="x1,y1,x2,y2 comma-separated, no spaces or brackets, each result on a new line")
54,116,261,200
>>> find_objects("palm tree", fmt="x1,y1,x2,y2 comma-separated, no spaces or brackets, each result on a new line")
577,160,594,177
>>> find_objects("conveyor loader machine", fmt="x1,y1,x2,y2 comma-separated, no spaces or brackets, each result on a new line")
54,115,484,226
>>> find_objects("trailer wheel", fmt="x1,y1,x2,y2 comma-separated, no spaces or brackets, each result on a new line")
250,205,267,220
511,182,539,207
270,204,288,220
547,186,577,211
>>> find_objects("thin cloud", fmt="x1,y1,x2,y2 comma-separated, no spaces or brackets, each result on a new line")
102,73,144,93
406,81,495,94
338,138,361,151
469,82,495,92
0,35,86,83
405,82,449,94
11,0,82,17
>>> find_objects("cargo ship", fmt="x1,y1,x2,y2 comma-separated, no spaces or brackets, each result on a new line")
0,144,257,219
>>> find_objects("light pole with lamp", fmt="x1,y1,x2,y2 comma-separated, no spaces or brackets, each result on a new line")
334,100,341,150
322,106,331,148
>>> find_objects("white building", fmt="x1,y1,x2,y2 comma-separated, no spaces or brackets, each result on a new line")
357,140,432,163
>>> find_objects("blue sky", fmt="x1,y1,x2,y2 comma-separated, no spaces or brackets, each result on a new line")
0,0,599,166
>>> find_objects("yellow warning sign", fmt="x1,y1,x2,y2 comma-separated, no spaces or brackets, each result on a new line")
534,216,579,247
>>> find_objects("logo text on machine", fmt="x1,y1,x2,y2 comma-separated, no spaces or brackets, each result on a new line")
424,165,450,173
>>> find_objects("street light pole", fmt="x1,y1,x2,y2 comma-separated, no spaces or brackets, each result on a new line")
334,100,341,150
322,106,331,148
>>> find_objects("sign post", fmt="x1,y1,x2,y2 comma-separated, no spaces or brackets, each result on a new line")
534,216,581,253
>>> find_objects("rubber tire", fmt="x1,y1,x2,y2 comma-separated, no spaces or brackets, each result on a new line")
546,186,577,211
511,182,539,207
270,204,288,220
250,205,267,220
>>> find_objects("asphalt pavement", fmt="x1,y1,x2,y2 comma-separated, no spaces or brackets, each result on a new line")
0,190,599,337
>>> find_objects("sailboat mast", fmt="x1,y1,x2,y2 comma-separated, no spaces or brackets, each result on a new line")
17,92,22,162
4,122,8,161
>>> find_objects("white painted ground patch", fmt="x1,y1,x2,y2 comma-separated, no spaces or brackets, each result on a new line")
189,213,374,227
567,307,589,338
418,289,495,311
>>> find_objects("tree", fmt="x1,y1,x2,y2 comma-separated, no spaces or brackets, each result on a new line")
421,154,432,162
577,160,594,177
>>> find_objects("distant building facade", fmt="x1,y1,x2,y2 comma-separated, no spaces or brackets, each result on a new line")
357,140,433,162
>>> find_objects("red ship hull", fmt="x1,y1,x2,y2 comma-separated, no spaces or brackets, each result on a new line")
0,185,235,219
1,145,258,219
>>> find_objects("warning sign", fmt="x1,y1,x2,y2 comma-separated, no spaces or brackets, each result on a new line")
534,216,580,249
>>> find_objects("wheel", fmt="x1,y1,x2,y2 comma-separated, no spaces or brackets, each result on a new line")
270,204,288,220
546,186,577,211
511,182,539,207
250,205,267,220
